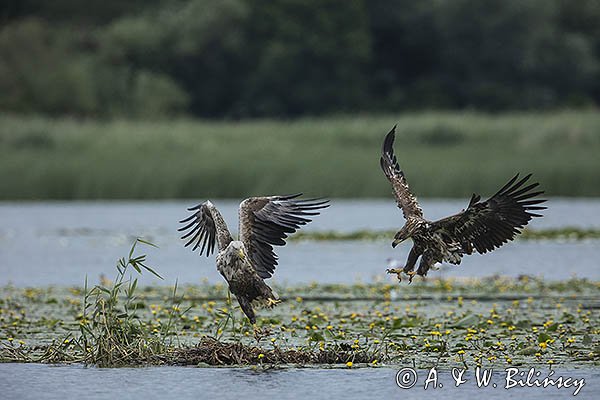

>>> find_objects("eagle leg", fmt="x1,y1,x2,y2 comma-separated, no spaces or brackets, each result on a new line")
402,247,420,274
405,270,417,283
416,250,434,278
386,268,403,282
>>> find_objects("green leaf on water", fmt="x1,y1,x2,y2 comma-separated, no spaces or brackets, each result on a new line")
519,346,538,355
453,314,478,327
309,332,325,342
515,320,531,329
582,334,592,345
538,332,552,343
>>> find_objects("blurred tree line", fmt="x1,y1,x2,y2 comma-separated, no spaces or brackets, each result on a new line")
1,0,599,118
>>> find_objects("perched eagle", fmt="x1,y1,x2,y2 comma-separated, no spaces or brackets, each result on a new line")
179,194,328,325
381,126,546,282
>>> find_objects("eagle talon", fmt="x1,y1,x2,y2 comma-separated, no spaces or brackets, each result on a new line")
405,270,417,283
266,298,281,308
386,268,402,282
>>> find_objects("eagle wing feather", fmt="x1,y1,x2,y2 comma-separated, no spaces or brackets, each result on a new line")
380,126,423,220
431,174,546,254
178,201,233,256
239,194,329,279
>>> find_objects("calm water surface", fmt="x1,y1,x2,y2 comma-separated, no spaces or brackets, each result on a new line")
0,364,598,400
0,199,599,286
1,201,599,400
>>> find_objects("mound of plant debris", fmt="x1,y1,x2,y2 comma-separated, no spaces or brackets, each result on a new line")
164,336,372,366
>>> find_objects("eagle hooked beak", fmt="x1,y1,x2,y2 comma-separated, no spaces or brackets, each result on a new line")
238,248,246,259
392,238,404,248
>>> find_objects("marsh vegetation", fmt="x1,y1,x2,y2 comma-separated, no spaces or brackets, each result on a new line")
1,240,598,368
1,111,600,199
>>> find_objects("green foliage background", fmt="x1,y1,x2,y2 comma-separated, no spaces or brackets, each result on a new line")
2,0,600,118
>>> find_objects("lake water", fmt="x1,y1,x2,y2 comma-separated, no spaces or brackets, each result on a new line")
1,199,599,287
0,364,597,400
1,200,599,400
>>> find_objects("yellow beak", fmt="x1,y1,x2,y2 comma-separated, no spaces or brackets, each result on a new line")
238,249,246,259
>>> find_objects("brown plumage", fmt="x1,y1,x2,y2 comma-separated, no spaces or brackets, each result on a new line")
179,195,328,324
381,125,547,282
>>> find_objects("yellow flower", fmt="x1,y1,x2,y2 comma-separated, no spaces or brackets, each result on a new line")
457,350,465,355
539,342,547,349
258,353,264,359
346,361,353,368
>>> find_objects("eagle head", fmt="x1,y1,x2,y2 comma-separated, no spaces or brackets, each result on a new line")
392,225,412,248
225,241,247,262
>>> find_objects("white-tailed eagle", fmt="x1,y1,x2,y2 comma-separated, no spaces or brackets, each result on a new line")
381,126,546,282
179,194,328,324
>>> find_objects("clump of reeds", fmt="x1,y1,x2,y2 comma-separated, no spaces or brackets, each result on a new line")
76,238,173,367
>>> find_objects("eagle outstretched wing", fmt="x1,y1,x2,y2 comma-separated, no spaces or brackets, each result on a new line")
380,125,423,220
239,194,329,279
178,201,233,256
431,174,546,254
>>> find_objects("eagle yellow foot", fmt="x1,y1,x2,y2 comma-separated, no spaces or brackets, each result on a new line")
386,268,402,282
266,298,281,308
405,271,417,283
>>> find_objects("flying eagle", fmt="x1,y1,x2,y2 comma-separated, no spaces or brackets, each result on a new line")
381,126,546,282
179,194,328,325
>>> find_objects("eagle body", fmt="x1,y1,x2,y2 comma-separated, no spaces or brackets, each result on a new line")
179,195,328,324
216,241,275,324
381,126,546,282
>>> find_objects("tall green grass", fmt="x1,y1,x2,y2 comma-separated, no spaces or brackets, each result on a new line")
0,111,599,199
